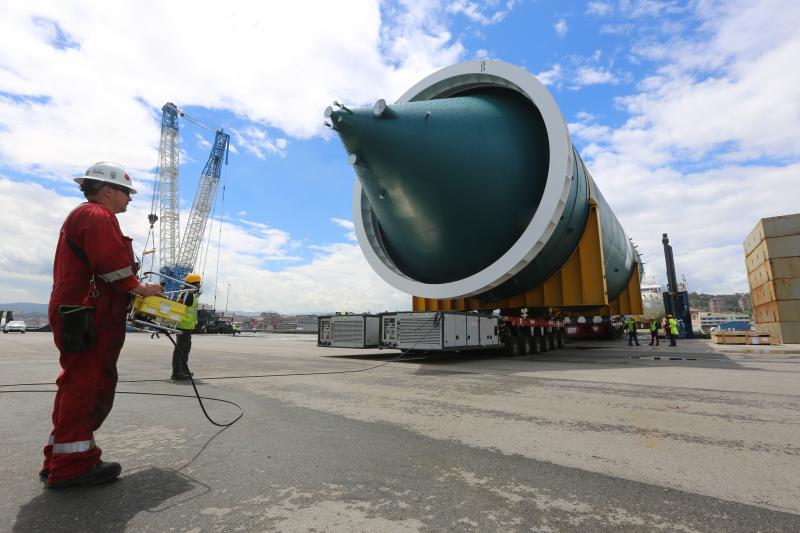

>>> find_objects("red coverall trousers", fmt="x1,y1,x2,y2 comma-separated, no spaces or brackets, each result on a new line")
43,202,139,484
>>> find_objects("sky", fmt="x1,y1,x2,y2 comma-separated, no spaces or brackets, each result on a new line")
1,0,798,313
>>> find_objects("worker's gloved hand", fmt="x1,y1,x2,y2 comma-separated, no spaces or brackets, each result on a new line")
132,283,164,297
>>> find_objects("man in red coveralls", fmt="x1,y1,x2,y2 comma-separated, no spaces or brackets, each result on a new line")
41,162,163,489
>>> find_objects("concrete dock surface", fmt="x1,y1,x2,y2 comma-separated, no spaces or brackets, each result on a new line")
1,332,799,532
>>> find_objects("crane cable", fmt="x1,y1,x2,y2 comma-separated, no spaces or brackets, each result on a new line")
178,110,217,133
143,119,166,276
212,184,226,311
139,169,162,276
199,179,222,280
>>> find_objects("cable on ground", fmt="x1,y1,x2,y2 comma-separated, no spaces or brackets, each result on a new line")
0,313,442,429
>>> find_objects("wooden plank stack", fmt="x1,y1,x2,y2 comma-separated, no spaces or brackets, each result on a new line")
710,330,771,345
744,213,800,344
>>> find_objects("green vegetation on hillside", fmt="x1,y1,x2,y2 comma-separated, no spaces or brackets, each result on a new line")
688,292,751,314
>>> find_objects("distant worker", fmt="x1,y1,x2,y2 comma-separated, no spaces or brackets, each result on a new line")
172,273,201,380
666,314,679,347
43,162,163,489
648,317,660,346
624,316,640,346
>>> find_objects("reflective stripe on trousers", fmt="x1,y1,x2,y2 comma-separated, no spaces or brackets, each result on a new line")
52,438,96,454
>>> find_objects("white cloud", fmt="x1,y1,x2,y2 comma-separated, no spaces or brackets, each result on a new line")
0,178,78,301
218,241,409,314
586,1,613,16
0,0,467,176
0,0,470,313
568,116,611,143
600,23,634,35
231,127,289,159
330,217,357,241
195,216,406,313
618,6,800,162
570,0,800,293
446,0,518,26
618,0,685,18
534,64,563,87
3,0,798,309
572,66,620,87
538,50,623,91
0,178,407,313
195,133,212,151
554,18,568,38
0,176,160,302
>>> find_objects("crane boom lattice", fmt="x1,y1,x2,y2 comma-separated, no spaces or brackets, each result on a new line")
171,129,230,285
157,103,180,273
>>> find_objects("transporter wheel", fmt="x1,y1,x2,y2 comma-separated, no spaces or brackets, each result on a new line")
521,336,533,355
548,333,557,350
505,337,521,356
531,334,541,354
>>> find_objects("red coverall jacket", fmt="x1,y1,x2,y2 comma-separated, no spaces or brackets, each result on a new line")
44,201,139,483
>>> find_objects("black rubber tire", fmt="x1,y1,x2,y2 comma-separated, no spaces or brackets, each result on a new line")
505,337,521,356
548,333,557,350
531,334,541,354
521,336,532,355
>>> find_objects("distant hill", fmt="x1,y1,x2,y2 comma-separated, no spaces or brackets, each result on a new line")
0,302,48,314
1,302,341,317
687,292,750,314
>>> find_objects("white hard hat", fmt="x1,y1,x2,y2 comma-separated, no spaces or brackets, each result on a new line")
74,162,137,194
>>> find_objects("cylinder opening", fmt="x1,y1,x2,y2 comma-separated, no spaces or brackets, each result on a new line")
354,87,550,284
349,60,576,299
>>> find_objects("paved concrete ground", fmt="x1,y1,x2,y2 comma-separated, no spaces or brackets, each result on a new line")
1,332,799,532
709,341,800,356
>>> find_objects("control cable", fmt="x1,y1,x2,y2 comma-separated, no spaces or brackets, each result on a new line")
0,313,443,429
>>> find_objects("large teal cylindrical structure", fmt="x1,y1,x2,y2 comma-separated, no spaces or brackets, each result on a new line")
328,60,638,301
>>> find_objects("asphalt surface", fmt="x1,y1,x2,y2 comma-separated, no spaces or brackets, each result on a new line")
1,332,799,532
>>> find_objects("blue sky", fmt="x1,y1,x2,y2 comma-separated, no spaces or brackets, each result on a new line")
1,0,798,313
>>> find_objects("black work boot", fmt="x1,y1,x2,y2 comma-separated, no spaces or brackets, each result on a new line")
47,461,121,489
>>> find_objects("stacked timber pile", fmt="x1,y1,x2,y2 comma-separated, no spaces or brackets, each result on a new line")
710,330,771,345
744,213,800,344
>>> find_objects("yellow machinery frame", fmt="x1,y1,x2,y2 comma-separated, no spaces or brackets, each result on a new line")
412,198,643,316
131,294,187,324
127,271,198,334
